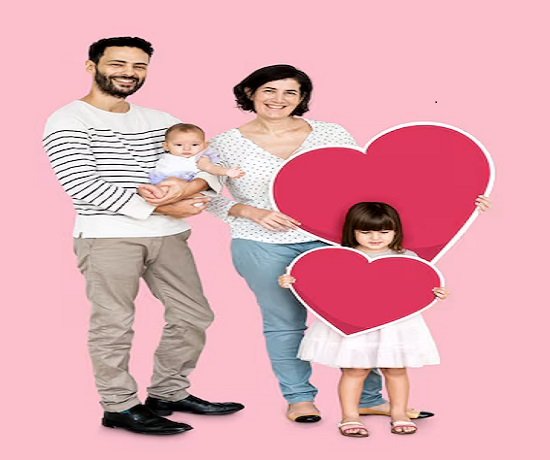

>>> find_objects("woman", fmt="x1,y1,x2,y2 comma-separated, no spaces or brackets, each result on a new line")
207,65,433,423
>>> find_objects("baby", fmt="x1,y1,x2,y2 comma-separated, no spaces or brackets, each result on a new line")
150,123,244,184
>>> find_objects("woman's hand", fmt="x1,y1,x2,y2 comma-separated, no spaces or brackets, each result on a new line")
233,204,301,231
475,195,491,212
278,274,296,288
432,287,450,300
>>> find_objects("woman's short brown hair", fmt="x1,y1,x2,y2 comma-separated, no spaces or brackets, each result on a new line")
233,64,313,116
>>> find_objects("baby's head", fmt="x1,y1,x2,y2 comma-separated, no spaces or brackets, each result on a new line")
341,202,404,252
164,123,207,157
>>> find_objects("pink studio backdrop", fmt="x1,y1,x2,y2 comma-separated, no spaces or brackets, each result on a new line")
2,1,546,458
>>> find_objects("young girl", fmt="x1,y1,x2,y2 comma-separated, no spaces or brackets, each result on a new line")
279,202,448,437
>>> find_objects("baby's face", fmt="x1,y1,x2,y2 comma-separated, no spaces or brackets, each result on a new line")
164,131,207,157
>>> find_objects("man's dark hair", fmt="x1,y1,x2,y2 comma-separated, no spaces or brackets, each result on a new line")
88,37,154,64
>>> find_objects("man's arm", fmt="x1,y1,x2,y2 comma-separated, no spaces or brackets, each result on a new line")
155,195,212,218
43,115,154,220
138,177,210,205
139,172,223,206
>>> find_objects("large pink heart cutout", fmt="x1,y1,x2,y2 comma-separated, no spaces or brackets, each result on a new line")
272,123,494,262
289,247,444,336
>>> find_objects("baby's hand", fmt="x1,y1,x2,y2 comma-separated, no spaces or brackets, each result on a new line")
475,195,491,212
432,287,449,300
226,167,246,179
278,274,296,289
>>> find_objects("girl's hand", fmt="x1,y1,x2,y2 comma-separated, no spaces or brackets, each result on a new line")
475,195,491,212
432,287,449,300
278,274,296,288
240,205,301,232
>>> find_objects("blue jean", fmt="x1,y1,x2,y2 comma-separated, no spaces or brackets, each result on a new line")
231,239,385,405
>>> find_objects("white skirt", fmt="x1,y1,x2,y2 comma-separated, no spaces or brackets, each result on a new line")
298,314,440,369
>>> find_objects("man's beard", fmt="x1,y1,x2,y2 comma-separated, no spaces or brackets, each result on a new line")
94,70,145,98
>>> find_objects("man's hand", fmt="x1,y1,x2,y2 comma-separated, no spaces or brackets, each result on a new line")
155,196,211,218
139,178,209,206
138,184,168,200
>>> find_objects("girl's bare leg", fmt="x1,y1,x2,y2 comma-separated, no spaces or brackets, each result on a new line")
338,368,371,435
381,368,416,434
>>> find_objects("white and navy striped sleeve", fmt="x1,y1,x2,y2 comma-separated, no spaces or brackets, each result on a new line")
43,114,154,220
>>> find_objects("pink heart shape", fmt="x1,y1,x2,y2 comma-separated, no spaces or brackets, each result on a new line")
273,123,494,262
289,247,443,336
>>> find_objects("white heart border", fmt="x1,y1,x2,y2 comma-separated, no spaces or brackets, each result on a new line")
270,121,496,264
287,246,445,337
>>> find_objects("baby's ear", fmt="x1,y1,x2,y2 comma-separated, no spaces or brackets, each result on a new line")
162,141,168,150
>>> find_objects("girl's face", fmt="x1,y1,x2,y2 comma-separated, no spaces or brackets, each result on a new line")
354,229,396,253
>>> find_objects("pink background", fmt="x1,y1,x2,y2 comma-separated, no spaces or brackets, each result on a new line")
2,0,546,458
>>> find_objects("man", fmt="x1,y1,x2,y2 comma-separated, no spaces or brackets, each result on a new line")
43,37,243,436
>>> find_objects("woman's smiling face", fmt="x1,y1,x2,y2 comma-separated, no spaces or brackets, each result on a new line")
249,78,303,119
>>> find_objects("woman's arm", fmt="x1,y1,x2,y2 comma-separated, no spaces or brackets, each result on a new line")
228,203,301,231
475,195,491,212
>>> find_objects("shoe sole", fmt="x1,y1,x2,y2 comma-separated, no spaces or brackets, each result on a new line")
359,409,434,419
102,419,192,435
289,415,322,423
148,407,244,416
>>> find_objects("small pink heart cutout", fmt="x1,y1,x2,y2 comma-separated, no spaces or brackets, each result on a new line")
289,247,443,336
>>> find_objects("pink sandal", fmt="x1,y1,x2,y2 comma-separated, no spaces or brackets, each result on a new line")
390,420,417,435
338,421,369,437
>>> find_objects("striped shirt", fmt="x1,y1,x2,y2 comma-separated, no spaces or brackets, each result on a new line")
43,100,219,238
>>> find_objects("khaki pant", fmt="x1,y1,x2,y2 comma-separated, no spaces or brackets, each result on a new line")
74,231,214,412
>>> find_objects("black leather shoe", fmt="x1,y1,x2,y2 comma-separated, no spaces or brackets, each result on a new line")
358,406,434,419
412,411,435,419
102,404,193,435
145,394,245,416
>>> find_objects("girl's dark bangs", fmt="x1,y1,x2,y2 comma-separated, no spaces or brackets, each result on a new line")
355,213,397,231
